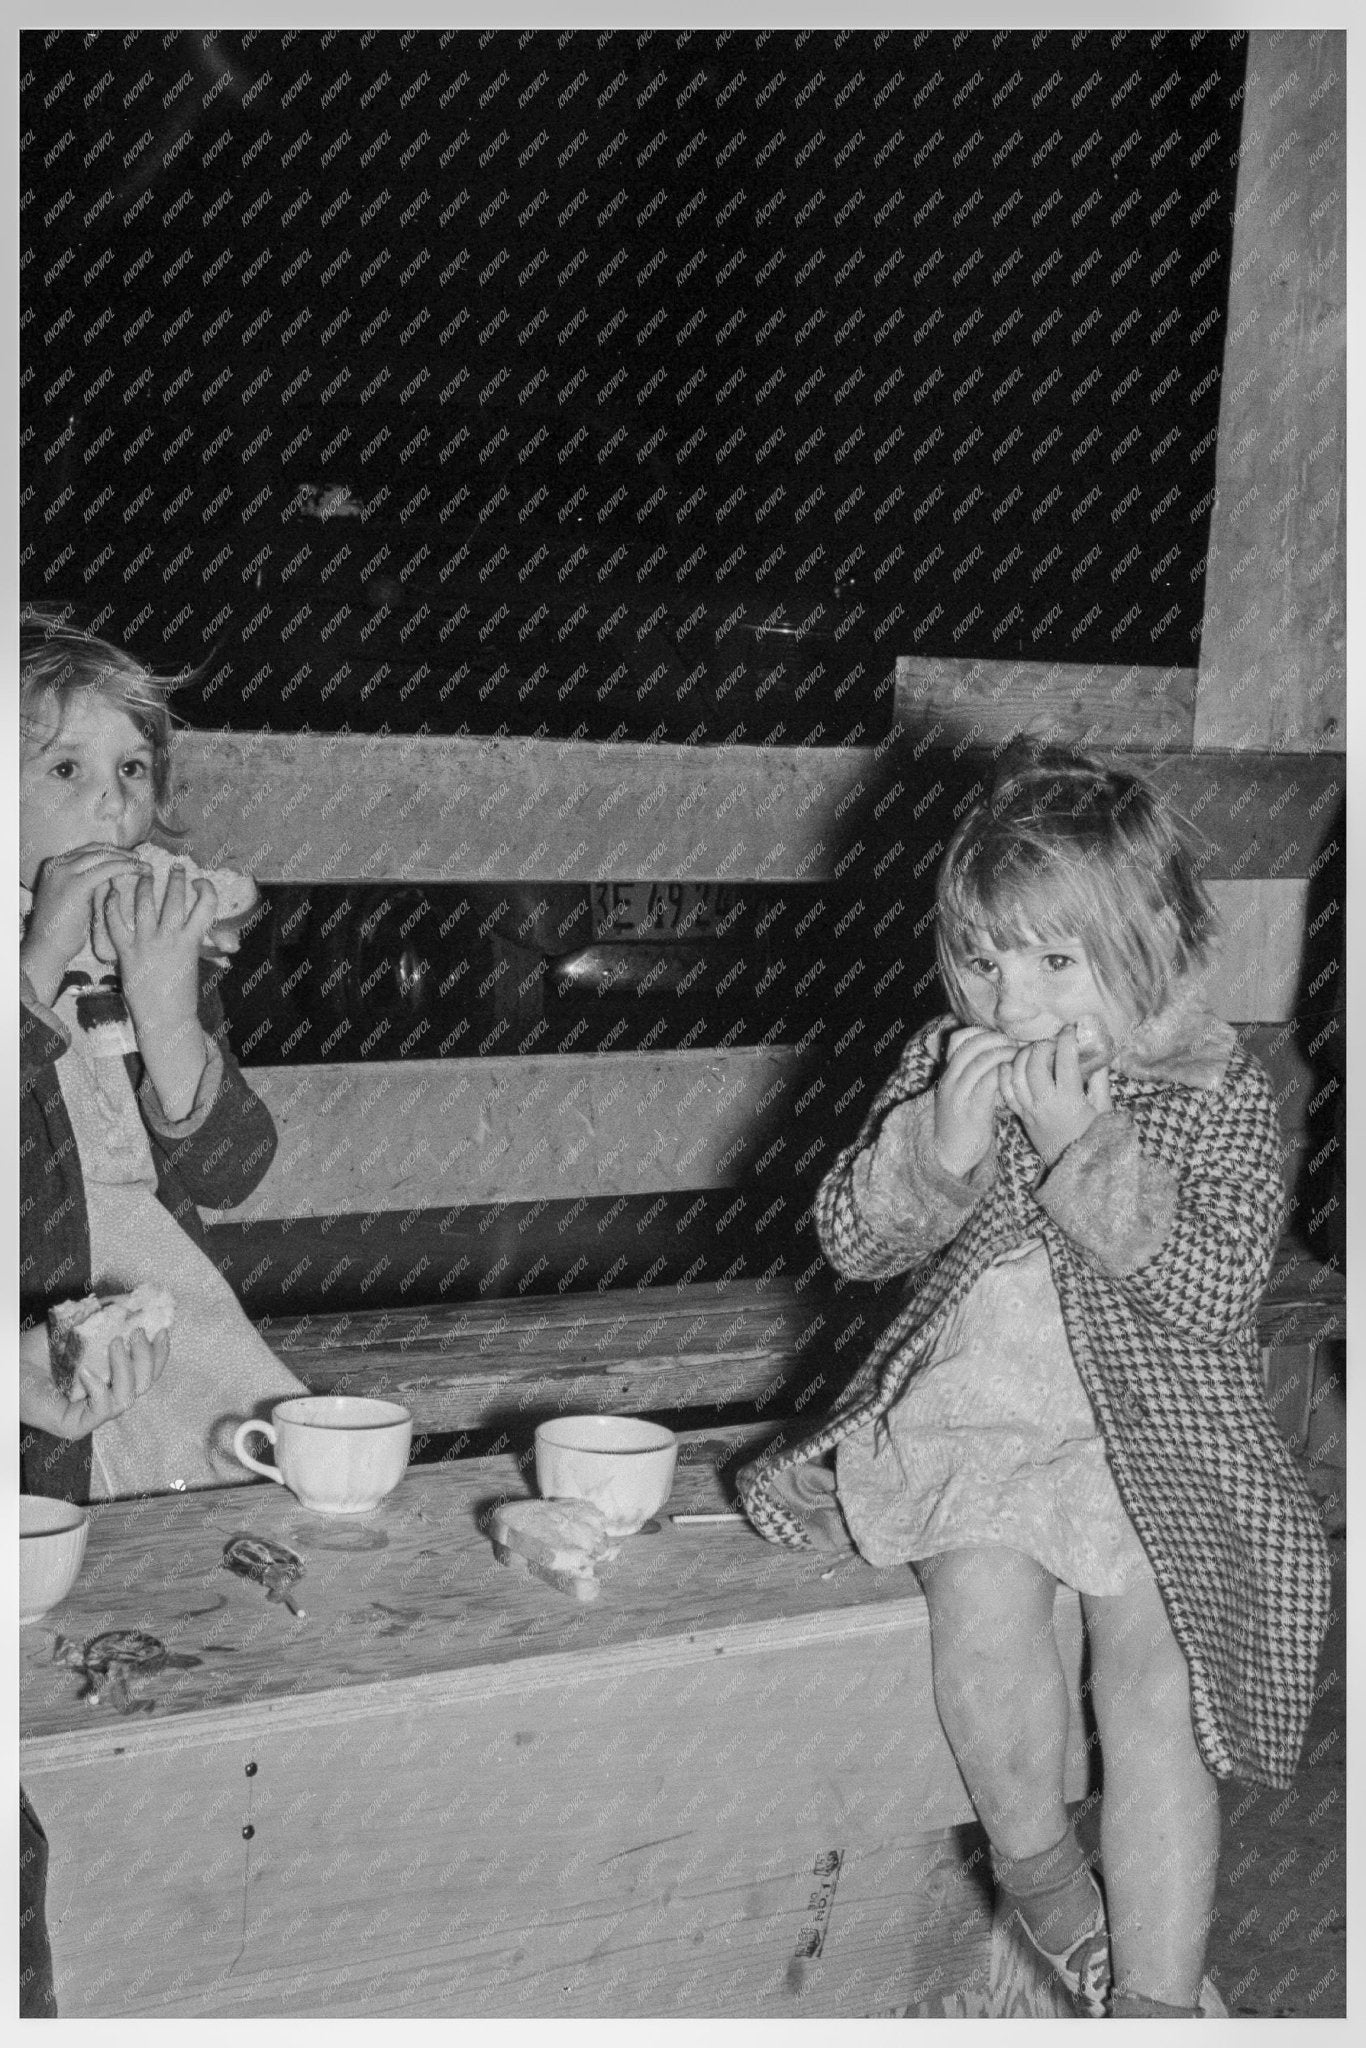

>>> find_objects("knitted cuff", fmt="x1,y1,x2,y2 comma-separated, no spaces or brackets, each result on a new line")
138,1035,224,1138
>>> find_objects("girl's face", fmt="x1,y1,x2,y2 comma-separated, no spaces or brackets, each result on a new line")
20,691,157,889
955,930,1132,1046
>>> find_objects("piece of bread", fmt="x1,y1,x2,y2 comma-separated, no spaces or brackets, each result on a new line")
1073,1013,1115,1078
489,1497,619,1567
90,843,258,963
48,1285,176,1397
932,1014,1114,1078
493,1546,603,1601
488,1499,619,1599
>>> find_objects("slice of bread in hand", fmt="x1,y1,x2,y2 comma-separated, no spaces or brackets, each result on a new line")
91,843,259,962
48,1285,176,1397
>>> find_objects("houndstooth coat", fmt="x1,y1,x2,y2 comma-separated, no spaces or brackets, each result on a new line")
738,1006,1331,1789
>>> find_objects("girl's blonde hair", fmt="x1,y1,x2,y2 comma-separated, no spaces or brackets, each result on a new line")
935,744,1219,1026
20,604,183,832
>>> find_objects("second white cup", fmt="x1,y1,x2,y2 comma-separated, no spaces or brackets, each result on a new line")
534,1415,678,1535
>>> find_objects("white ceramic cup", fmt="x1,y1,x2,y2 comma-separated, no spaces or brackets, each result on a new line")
233,1395,412,1514
21,1497,89,1623
534,1415,678,1536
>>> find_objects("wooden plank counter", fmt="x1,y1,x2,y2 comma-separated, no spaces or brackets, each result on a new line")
22,1445,1088,2018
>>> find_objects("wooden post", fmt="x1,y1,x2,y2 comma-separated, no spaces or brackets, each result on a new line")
1195,31,1345,751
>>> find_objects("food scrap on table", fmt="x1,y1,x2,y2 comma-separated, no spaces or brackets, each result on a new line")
223,1533,308,1617
52,1629,201,1713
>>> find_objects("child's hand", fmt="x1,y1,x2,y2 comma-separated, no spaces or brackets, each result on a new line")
20,846,150,1003
19,1322,170,1442
933,1026,1017,1176
998,1025,1113,1165
105,867,216,1119
104,863,218,1033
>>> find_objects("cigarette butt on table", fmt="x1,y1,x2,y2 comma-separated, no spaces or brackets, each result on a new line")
670,1510,748,1526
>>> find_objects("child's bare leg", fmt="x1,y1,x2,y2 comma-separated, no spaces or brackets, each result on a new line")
1083,1576,1220,2006
917,1545,1070,1855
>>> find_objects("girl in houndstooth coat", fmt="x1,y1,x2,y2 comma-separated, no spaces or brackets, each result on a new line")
738,748,1330,2020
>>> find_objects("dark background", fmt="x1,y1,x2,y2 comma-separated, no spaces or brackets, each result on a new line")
24,27,1247,676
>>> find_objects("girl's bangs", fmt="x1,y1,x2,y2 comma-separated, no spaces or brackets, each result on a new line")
942,845,1095,956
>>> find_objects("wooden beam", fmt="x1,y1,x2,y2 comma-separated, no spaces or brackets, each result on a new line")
1134,751,1341,881
173,729,1339,886
894,657,1197,753
890,747,1340,882
208,1047,803,1220
264,1278,847,1429
172,728,870,885
1195,31,1345,749
1204,881,1312,1024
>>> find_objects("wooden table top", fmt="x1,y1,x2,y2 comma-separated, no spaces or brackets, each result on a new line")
21,1436,936,1761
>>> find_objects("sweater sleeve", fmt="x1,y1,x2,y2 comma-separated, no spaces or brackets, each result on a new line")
815,1018,997,1280
137,965,278,1210
1035,1061,1286,1344
19,975,71,1070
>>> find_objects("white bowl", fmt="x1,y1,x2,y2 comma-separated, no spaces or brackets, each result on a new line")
20,1497,89,1624
534,1416,678,1535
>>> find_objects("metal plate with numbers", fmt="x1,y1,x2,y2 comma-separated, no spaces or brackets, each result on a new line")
590,881,739,941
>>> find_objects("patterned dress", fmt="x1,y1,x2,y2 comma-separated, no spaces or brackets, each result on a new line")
835,1240,1153,1593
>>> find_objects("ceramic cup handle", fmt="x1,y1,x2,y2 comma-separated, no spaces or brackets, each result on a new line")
233,1418,283,1484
